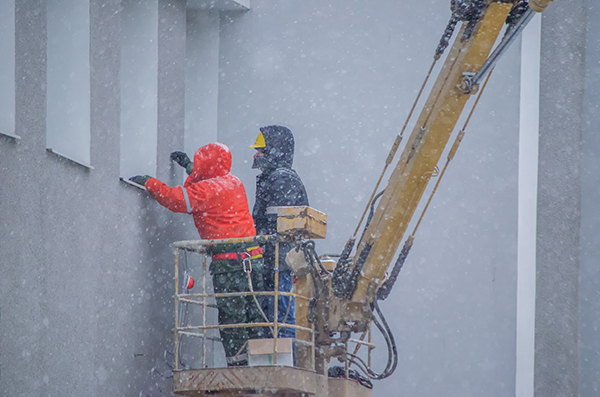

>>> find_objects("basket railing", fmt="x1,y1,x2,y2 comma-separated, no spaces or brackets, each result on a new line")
172,236,316,371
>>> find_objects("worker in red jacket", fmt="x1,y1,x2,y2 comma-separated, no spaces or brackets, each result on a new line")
130,142,265,366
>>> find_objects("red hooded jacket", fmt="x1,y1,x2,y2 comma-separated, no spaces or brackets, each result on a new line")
145,143,256,239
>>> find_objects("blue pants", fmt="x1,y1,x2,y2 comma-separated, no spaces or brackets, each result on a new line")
264,270,295,338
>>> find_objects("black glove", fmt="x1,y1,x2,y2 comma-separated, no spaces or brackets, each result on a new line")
170,151,191,168
170,151,194,175
129,175,152,186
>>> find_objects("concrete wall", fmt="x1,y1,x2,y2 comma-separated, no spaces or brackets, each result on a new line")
0,1,195,396
535,1,586,396
580,0,600,396
533,1,600,396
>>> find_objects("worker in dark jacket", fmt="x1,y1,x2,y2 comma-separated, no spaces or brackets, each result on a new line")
249,125,309,338
130,143,265,366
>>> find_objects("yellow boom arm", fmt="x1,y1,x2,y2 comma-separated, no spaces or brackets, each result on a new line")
350,1,515,306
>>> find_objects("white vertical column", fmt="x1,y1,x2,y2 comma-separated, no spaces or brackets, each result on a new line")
0,0,15,137
516,12,541,397
120,0,158,178
47,0,91,165
185,10,220,159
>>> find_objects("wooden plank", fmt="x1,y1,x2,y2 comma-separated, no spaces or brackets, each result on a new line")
276,206,328,239
328,378,373,397
173,366,327,396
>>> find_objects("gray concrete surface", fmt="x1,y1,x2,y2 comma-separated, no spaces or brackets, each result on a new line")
580,0,600,396
2,1,195,396
535,1,586,396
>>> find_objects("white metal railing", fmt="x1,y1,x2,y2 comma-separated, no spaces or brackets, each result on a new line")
172,237,316,371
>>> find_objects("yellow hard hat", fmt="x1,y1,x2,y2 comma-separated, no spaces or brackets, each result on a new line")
248,132,266,149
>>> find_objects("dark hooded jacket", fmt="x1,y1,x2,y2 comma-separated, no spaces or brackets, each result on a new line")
252,125,309,234
252,125,309,276
145,143,256,239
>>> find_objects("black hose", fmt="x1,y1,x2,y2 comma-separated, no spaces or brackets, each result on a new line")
332,238,355,289
296,241,325,324
372,316,394,377
377,237,413,301
436,15,458,58
341,299,397,380
303,240,331,275
372,299,398,379
357,190,385,245
334,190,384,299
333,243,373,299
505,1,529,35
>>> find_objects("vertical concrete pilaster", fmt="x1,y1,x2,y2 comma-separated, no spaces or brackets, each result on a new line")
535,1,586,396
157,0,186,185
580,0,600,395
90,0,121,175
8,1,47,396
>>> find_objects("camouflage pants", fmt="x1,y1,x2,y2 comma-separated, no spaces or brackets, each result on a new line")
211,257,266,364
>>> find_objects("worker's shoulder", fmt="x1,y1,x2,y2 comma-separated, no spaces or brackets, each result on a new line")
266,167,304,184
186,173,243,191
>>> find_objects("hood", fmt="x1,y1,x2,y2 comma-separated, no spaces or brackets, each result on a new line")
258,125,295,169
188,142,232,182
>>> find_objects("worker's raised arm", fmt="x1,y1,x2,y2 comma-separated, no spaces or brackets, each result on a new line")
144,176,217,215
144,178,191,214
